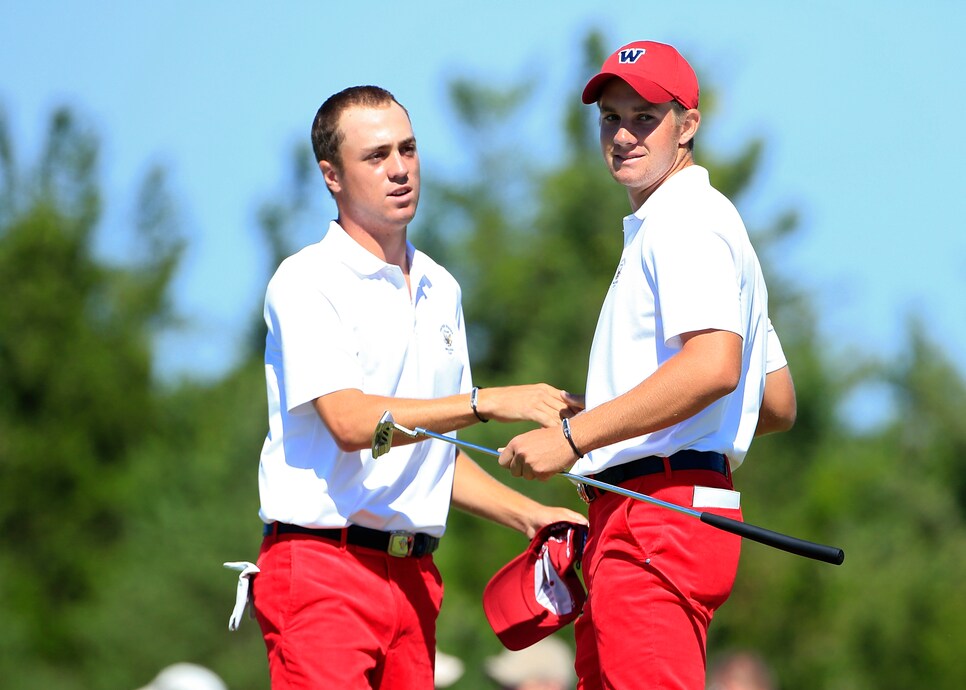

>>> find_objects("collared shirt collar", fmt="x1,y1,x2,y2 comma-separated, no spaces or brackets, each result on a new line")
323,220,416,279
630,164,709,221
622,165,709,243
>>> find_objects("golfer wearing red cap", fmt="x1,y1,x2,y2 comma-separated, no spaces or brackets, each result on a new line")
498,41,796,689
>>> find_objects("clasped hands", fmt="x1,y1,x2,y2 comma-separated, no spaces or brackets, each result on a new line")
489,387,586,481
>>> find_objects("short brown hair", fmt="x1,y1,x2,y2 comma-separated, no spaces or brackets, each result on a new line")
311,85,409,169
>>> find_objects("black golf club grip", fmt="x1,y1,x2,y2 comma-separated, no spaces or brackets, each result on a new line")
700,512,845,565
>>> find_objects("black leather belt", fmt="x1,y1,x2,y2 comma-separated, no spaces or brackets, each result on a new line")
580,450,729,503
263,522,440,558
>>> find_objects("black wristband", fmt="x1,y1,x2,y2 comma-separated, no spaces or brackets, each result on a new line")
562,418,583,458
470,386,488,423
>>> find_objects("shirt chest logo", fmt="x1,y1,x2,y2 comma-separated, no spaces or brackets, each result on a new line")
440,324,455,354
611,258,626,287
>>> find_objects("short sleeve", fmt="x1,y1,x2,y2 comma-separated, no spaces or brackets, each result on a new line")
264,268,364,412
765,318,788,373
646,226,741,348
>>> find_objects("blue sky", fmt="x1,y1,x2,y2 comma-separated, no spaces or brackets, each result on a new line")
3,1,965,387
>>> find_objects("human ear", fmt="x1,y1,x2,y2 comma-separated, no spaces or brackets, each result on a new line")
679,109,701,146
319,160,341,194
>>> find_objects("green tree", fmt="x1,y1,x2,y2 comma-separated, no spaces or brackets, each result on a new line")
0,105,183,682
0,102,276,689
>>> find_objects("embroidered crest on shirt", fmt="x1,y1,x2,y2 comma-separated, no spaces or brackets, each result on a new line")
611,258,626,287
440,324,455,354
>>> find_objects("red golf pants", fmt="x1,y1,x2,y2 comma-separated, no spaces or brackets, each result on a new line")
252,532,444,690
575,468,742,690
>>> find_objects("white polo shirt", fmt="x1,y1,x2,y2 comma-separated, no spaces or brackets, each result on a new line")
572,165,782,476
257,221,472,537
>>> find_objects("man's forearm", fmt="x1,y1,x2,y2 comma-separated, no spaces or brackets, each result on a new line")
755,365,797,436
451,450,588,539
451,450,536,535
314,388,479,452
313,384,581,453
567,330,742,456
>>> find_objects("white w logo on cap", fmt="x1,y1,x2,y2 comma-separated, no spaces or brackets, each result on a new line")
618,48,645,63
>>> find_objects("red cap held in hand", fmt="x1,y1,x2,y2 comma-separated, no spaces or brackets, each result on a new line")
483,521,589,651
582,40,699,109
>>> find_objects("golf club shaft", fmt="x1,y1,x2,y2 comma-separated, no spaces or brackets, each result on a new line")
414,428,696,515
412,427,501,458
414,427,844,565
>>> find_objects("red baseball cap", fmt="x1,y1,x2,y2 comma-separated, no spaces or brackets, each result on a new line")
483,521,589,651
581,40,699,109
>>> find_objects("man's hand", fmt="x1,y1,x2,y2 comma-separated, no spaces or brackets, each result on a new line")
475,385,584,428
499,425,580,481
520,503,588,540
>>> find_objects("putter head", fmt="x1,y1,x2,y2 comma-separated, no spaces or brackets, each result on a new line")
371,411,422,458
372,411,396,458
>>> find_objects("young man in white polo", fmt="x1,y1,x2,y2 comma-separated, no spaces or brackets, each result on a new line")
253,85,586,690
497,42,796,689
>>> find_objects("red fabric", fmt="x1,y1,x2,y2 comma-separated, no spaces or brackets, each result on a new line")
575,470,742,690
252,533,444,690
483,521,588,650
581,41,699,108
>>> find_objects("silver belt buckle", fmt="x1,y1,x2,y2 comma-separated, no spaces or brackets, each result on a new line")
388,531,415,557
577,482,594,504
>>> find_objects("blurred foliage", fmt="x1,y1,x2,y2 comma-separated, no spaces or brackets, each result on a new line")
2,28,966,690
0,104,267,689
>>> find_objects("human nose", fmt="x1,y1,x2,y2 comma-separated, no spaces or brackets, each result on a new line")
387,150,409,179
613,124,636,147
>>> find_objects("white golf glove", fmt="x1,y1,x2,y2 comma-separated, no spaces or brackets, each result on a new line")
223,561,260,631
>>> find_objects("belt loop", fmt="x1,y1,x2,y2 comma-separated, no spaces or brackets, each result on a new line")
662,456,672,479
724,455,732,480
339,527,349,551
